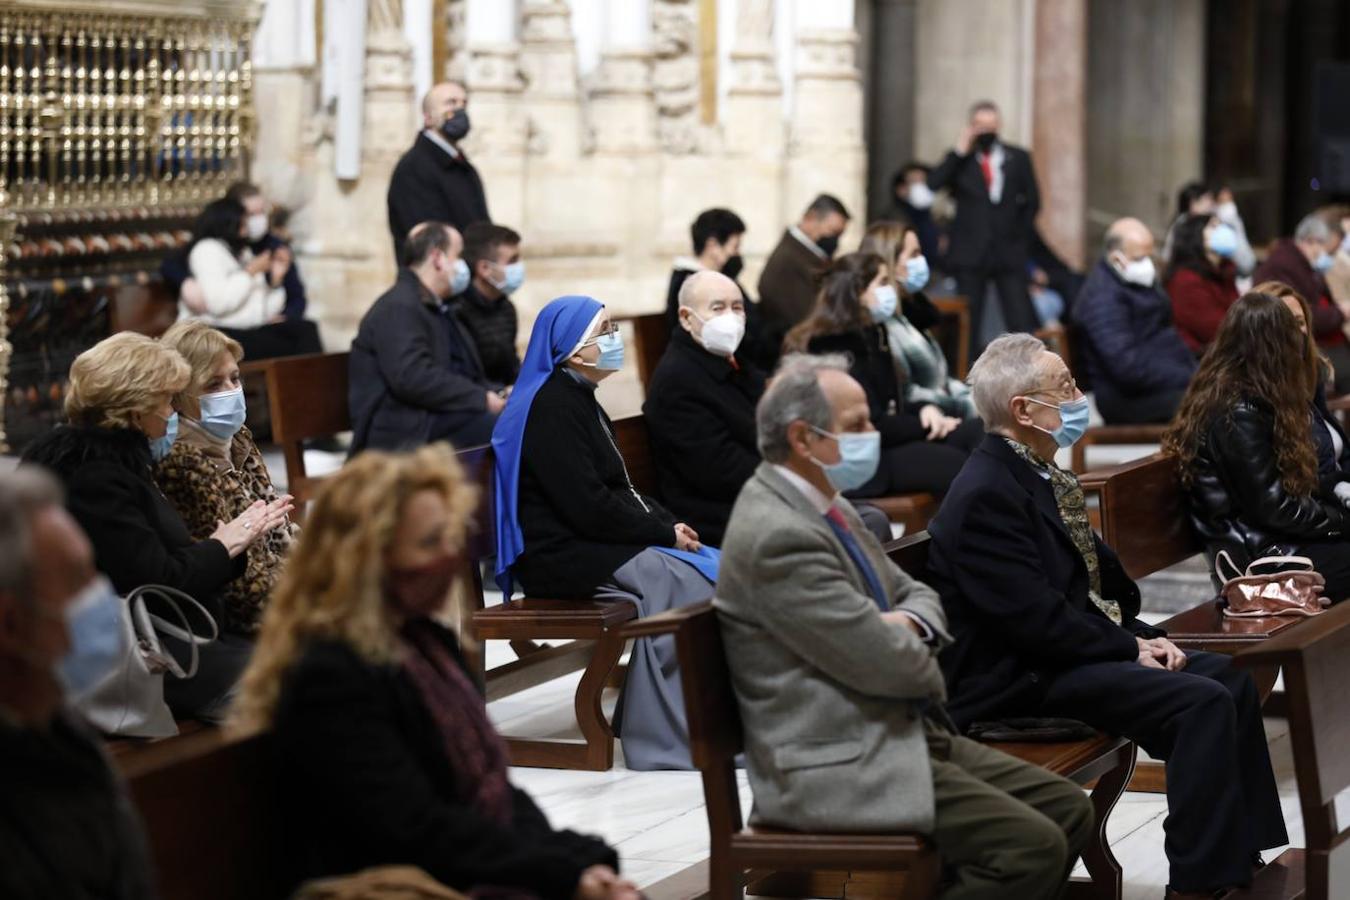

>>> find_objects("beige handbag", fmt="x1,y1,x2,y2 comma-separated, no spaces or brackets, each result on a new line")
1216,551,1329,618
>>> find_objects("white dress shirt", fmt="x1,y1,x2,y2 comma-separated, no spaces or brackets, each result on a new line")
788,225,828,260
978,142,1006,204
423,128,460,160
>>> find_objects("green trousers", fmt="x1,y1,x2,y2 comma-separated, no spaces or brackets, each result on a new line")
927,727,1095,900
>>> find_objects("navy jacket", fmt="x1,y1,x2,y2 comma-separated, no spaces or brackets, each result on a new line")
1073,259,1196,405
925,435,1164,728
348,269,490,454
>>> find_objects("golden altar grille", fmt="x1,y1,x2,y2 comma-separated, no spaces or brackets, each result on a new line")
0,0,259,452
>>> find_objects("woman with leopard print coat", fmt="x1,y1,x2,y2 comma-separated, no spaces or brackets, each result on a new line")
156,321,296,635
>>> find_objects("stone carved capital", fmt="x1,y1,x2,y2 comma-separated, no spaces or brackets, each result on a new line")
466,42,527,94
590,48,654,97
651,0,702,154
794,28,860,82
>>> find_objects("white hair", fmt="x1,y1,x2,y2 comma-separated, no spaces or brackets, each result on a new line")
1295,213,1332,244
967,333,1048,432
757,353,851,462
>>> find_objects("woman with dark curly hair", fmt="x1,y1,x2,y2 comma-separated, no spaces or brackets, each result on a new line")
1162,287,1350,600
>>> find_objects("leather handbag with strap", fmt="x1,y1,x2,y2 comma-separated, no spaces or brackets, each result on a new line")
73,584,219,738
1215,551,1328,619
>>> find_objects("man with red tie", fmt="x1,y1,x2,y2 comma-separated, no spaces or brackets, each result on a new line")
928,100,1042,358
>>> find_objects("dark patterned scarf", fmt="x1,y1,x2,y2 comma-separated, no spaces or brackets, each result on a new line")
399,619,513,826
1002,439,1122,625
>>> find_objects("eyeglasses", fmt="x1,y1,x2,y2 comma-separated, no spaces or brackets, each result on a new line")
581,323,620,346
1027,378,1078,398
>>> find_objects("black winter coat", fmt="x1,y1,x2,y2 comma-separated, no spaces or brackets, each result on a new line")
514,369,676,598
643,328,766,546
926,436,1164,729
387,133,490,260
805,326,929,447
272,623,617,897
1183,396,1348,573
349,269,490,454
21,425,241,620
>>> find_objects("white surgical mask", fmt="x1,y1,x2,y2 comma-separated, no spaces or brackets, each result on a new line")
52,577,127,702
690,310,745,357
1114,254,1156,288
245,213,269,242
1214,201,1239,224
906,182,935,210
198,387,247,440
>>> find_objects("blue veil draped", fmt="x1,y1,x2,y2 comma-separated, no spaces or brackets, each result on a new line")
491,295,604,596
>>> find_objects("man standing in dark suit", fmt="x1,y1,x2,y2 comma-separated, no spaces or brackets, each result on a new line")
928,101,1040,355
925,333,1287,899
387,81,491,262
349,222,505,454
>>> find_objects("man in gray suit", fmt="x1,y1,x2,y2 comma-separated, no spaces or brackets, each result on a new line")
715,354,1093,900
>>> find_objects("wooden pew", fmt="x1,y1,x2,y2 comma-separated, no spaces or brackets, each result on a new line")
241,351,351,508
1230,598,1350,899
457,421,651,771
1079,453,1293,792
118,730,297,900
628,533,1135,900
930,295,972,380
623,311,671,391
1069,424,1169,474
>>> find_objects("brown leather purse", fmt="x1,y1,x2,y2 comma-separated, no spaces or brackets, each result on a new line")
1216,551,1329,618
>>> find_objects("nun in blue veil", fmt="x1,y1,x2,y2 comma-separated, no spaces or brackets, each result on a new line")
491,295,719,770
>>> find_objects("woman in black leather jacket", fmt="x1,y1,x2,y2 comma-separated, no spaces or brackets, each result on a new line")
1163,287,1350,600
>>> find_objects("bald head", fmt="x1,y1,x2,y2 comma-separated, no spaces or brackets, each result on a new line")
1104,217,1154,259
422,81,467,129
676,270,747,354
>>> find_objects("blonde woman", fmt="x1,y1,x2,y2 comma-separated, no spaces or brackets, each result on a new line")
22,332,291,721
156,321,295,635
232,446,633,900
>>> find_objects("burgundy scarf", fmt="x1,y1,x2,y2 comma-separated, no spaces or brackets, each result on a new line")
399,619,513,826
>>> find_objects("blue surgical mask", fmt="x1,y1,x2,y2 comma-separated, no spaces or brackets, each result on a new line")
809,426,882,492
869,284,898,322
450,258,471,295
1315,251,1335,274
581,331,625,371
53,576,127,702
149,411,179,462
1206,222,1238,259
1026,395,1091,448
495,261,525,295
198,388,246,440
903,255,931,293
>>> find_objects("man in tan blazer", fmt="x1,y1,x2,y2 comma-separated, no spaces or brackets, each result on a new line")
715,353,1093,900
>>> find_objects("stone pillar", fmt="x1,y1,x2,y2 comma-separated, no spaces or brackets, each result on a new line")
722,0,786,281
1032,0,1087,268
251,0,317,205
786,0,866,237
462,0,528,229
296,1,415,350
587,0,657,154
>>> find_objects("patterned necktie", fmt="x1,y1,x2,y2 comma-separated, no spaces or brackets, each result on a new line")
824,507,889,611
979,152,994,193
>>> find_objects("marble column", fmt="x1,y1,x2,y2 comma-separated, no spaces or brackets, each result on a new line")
463,0,527,228
1032,0,1087,269
786,0,866,234
296,0,415,350
588,0,657,154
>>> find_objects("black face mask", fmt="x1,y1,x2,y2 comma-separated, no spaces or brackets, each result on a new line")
721,254,744,280
817,233,840,258
440,109,471,142
974,131,998,152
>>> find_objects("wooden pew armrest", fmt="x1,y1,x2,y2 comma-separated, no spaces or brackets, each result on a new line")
621,601,713,639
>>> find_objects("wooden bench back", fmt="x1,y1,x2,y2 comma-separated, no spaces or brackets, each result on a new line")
123,732,295,900
1236,599,1350,898
623,312,670,391
1078,453,1203,580
242,351,351,500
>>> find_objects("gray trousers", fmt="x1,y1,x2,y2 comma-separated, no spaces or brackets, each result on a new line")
595,548,715,770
